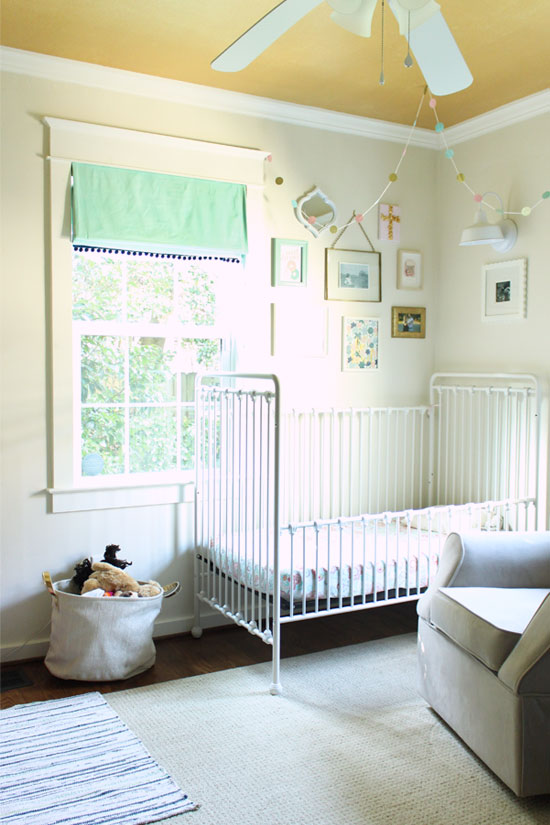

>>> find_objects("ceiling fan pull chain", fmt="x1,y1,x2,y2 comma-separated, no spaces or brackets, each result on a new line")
379,0,385,85
404,10,413,67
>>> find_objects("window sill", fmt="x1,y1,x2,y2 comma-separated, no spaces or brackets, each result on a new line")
47,479,195,513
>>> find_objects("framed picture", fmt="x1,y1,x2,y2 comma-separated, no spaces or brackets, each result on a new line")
397,249,422,289
271,302,328,358
271,238,308,286
342,317,379,371
482,258,527,321
325,248,381,302
392,306,426,338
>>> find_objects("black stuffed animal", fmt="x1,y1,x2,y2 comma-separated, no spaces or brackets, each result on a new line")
103,544,132,570
72,558,93,589
72,544,132,589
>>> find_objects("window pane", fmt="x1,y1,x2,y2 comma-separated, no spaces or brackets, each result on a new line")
81,336,125,403
127,258,174,323
179,338,222,377
72,252,124,321
129,337,176,402
129,407,177,473
181,407,195,470
177,264,216,326
81,408,125,475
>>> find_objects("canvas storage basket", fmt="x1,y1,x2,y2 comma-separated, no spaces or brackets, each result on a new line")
43,573,179,681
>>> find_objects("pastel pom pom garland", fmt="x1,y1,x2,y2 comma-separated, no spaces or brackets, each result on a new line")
279,88,547,236
429,95,548,219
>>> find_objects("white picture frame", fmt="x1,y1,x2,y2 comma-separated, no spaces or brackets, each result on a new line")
482,258,527,321
397,249,422,290
271,302,328,358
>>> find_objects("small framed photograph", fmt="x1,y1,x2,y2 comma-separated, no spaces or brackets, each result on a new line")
342,316,379,371
482,258,527,321
325,248,381,302
392,306,426,338
271,238,308,286
397,249,422,289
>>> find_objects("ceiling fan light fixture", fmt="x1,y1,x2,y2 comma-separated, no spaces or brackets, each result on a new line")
327,0,363,12
330,0,378,38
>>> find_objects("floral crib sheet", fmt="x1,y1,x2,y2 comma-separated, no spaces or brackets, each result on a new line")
202,520,444,603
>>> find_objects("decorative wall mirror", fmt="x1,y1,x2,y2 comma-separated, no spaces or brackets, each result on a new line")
295,186,337,238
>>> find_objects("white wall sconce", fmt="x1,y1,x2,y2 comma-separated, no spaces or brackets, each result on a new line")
459,192,517,253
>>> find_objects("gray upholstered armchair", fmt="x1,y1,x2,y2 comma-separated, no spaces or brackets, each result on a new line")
417,531,550,797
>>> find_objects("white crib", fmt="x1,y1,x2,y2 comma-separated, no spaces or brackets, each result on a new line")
192,372,546,693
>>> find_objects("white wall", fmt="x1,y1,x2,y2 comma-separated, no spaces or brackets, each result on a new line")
0,65,437,659
434,114,550,521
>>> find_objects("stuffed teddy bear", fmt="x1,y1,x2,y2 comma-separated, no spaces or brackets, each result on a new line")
80,561,162,597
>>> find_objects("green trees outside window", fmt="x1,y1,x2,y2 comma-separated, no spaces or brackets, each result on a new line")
73,249,236,479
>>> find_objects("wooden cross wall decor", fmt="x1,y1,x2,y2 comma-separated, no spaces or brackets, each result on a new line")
379,203,401,241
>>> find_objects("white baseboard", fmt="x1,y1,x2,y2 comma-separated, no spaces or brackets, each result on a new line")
0,608,232,665
152,610,232,638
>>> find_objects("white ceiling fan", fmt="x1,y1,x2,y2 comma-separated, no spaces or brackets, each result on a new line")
211,0,472,96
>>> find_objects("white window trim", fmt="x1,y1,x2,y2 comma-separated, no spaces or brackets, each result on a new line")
45,117,269,512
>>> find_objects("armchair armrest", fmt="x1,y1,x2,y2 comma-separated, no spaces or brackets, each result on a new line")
417,531,550,622
499,594,550,694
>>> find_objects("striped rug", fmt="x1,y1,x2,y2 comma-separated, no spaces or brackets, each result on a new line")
0,691,198,825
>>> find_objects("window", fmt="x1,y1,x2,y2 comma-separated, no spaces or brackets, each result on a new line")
45,117,268,511
73,247,241,482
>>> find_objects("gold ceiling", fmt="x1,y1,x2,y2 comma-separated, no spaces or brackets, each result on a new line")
2,0,549,128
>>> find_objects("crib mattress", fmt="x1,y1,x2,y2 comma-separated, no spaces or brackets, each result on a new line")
201,521,443,602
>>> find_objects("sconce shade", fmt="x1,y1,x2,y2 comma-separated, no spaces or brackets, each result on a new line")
459,203,517,253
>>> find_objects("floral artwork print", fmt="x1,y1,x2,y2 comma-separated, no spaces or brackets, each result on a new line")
343,317,379,371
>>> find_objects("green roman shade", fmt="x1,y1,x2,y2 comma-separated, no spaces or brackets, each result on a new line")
71,162,248,256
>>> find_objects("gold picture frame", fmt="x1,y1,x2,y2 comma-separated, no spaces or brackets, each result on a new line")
325,248,381,302
391,306,426,338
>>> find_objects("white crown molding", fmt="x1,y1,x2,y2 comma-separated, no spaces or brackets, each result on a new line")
2,47,549,148
443,89,550,145
0,47,436,147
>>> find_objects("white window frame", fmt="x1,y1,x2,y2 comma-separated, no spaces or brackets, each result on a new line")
72,252,236,484
45,117,268,512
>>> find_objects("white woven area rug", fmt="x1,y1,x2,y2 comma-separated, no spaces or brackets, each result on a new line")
106,633,549,825
0,691,198,825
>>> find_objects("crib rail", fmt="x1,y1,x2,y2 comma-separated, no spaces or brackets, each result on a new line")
194,373,282,687
282,405,430,523
280,496,536,621
429,373,544,525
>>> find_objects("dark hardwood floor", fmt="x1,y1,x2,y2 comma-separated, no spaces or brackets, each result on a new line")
1,602,418,709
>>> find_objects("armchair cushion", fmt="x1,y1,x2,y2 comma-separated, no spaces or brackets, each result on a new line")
498,593,550,693
430,586,550,671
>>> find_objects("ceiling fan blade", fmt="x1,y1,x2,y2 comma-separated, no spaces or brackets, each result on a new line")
211,0,323,72
330,0,379,37
388,0,472,95
409,11,473,95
